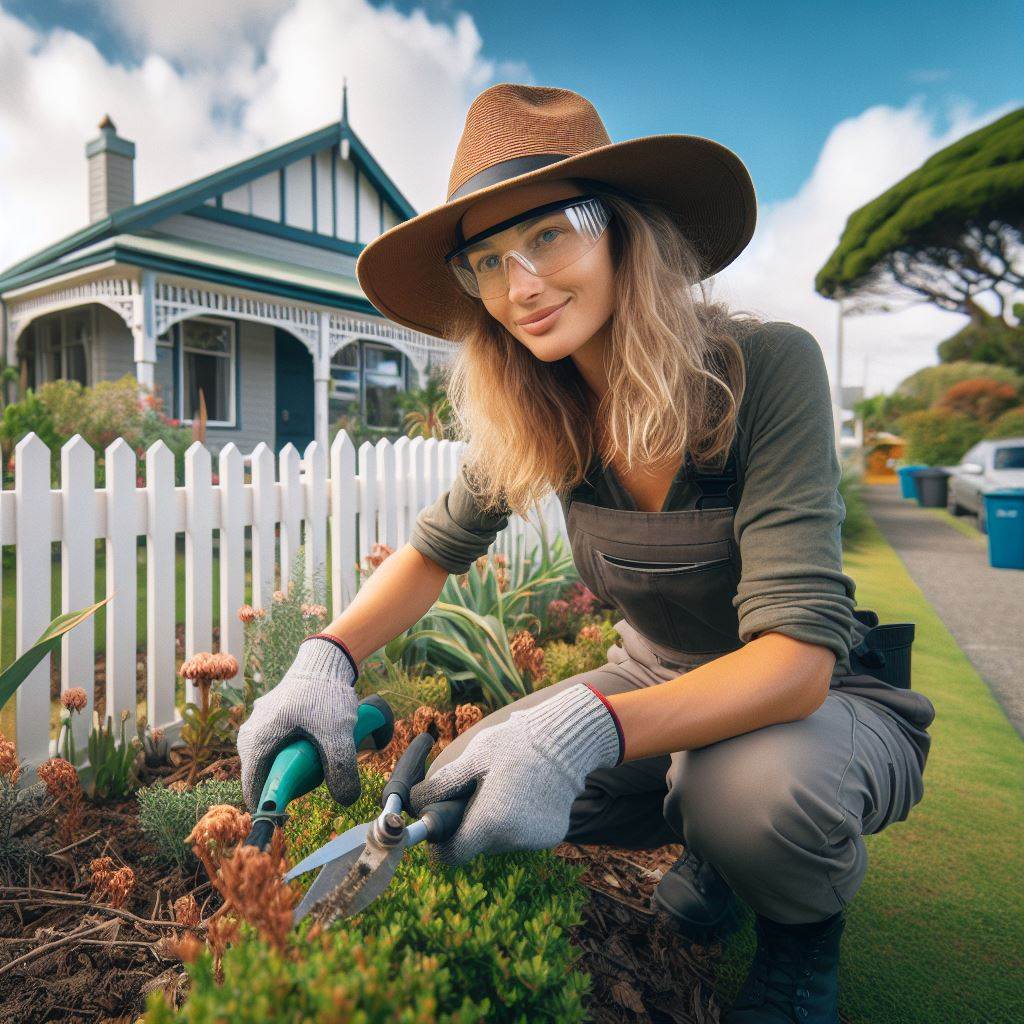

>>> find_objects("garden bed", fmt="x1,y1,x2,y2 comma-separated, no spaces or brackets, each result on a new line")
1,744,728,1024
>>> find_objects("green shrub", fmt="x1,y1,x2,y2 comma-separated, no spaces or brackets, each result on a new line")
986,405,1024,439
839,462,871,551
896,409,984,465
895,361,1023,407
136,778,245,870
145,769,592,1022
937,378,1020,422
853,391,927,434
229,545,330,714
537,619,623,689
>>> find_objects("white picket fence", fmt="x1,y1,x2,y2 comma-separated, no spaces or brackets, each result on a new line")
0,430,567,773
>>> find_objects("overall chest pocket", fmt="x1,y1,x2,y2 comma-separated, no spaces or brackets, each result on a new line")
592,548,741,655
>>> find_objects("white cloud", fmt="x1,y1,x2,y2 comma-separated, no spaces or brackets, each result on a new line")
0,1,1017,396
0,0,527,269
712,95,1021,395
90,0,292,67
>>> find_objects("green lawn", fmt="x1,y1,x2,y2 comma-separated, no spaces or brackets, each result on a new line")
713,514,1023,1023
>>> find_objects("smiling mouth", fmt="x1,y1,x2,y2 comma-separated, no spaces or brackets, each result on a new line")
516,299,570,326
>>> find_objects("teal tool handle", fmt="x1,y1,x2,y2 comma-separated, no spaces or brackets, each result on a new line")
245,694,393,850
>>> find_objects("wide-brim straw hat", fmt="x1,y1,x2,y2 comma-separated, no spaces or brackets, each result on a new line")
355,83,757,340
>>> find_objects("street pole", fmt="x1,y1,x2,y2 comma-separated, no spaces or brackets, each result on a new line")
833,297,845,456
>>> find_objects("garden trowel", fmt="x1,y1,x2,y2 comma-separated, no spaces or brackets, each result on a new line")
285,730,468,927
243,694,395,852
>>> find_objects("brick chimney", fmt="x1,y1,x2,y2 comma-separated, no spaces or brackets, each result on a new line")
85,114,136,222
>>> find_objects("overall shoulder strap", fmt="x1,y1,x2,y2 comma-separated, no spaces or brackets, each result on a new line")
684,432,744,510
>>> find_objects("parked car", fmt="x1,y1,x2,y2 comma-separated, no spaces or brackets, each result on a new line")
946,438,1024,533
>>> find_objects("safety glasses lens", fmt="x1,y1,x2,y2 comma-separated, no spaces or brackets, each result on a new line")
449,197,610,299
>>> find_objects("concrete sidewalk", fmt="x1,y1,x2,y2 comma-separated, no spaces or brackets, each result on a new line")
863,482,1023,737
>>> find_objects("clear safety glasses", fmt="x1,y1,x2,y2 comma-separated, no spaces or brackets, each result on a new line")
445,195,612,299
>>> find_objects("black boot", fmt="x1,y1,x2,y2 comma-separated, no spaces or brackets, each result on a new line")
650,848,740,944
725,908,846,1023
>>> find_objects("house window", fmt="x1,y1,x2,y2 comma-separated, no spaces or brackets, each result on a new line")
180,317,235,426
22,308,93,389
364,343,406,429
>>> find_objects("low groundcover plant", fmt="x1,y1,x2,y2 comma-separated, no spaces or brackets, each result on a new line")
144,768,593,1022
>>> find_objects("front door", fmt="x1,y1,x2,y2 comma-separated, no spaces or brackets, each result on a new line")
274,329,314,453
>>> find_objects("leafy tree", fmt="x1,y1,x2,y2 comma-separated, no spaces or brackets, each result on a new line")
816,107,1023,323
937,309,1024,372
853,392,926,434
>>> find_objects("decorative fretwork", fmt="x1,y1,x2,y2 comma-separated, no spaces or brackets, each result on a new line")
327,312,458,372
7,277,137,343
154,281,322,350
6,271,460,372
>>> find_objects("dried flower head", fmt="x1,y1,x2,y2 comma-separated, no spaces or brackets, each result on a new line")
272,589,286,603
150,727,165,743
105,866,136,909
173,893,201,928
577,624,603,644
161,931,204,964
188,803,252,852
412,705,436,736
180,652,215,680
301,603,328,619
60,687,88,713
237,604,267,623
0,733,20,783
37,757,80,800
89,856,115,894
455,704,484,735
213,829,299,953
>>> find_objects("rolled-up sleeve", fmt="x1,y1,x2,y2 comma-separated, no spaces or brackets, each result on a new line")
408,460,511,575
732,324,858,673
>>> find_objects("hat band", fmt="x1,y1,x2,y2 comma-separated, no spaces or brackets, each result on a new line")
447,153,572,203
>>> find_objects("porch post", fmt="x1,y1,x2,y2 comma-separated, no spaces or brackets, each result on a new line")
133,270,157,401
314,311,331,452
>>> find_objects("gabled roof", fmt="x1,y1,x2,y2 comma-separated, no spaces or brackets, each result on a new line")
0,117,417,288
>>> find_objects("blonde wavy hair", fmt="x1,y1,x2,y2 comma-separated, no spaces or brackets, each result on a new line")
437,177,766,519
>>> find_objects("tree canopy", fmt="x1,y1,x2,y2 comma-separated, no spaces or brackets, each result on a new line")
815,107,1023,322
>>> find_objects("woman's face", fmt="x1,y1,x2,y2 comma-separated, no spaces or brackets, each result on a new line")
458,179,616,363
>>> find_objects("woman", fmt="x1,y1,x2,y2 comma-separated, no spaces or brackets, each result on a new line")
238,84,936,1023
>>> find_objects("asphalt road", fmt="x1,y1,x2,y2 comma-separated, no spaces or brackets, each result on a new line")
864,483,1023,737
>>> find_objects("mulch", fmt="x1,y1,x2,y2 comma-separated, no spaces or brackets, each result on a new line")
2,722,736,1024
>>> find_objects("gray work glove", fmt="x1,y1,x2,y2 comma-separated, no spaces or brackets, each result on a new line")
408,683,624,866
237,634,361,811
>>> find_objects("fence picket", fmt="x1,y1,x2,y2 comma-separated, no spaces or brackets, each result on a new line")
61,437,96,758
5,429,561,776
218,444,246,678
146,441,177,729
279,445,302,596
14,434,52,772
104,439,138,733
184,443,213,708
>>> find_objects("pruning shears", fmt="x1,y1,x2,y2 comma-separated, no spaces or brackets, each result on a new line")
243,694,395,851
283,730,469,927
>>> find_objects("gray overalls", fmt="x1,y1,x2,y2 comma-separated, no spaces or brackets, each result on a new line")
426,440,937,924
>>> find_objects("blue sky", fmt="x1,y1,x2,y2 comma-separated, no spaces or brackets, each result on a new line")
0,0,1020,392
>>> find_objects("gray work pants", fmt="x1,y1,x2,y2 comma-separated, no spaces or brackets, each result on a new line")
426,620,928,925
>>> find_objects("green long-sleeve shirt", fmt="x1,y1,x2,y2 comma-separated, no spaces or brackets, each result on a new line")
409,321,867,675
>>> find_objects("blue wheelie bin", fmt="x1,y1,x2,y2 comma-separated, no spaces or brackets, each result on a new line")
983,488,1024,570
897,464,927,499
